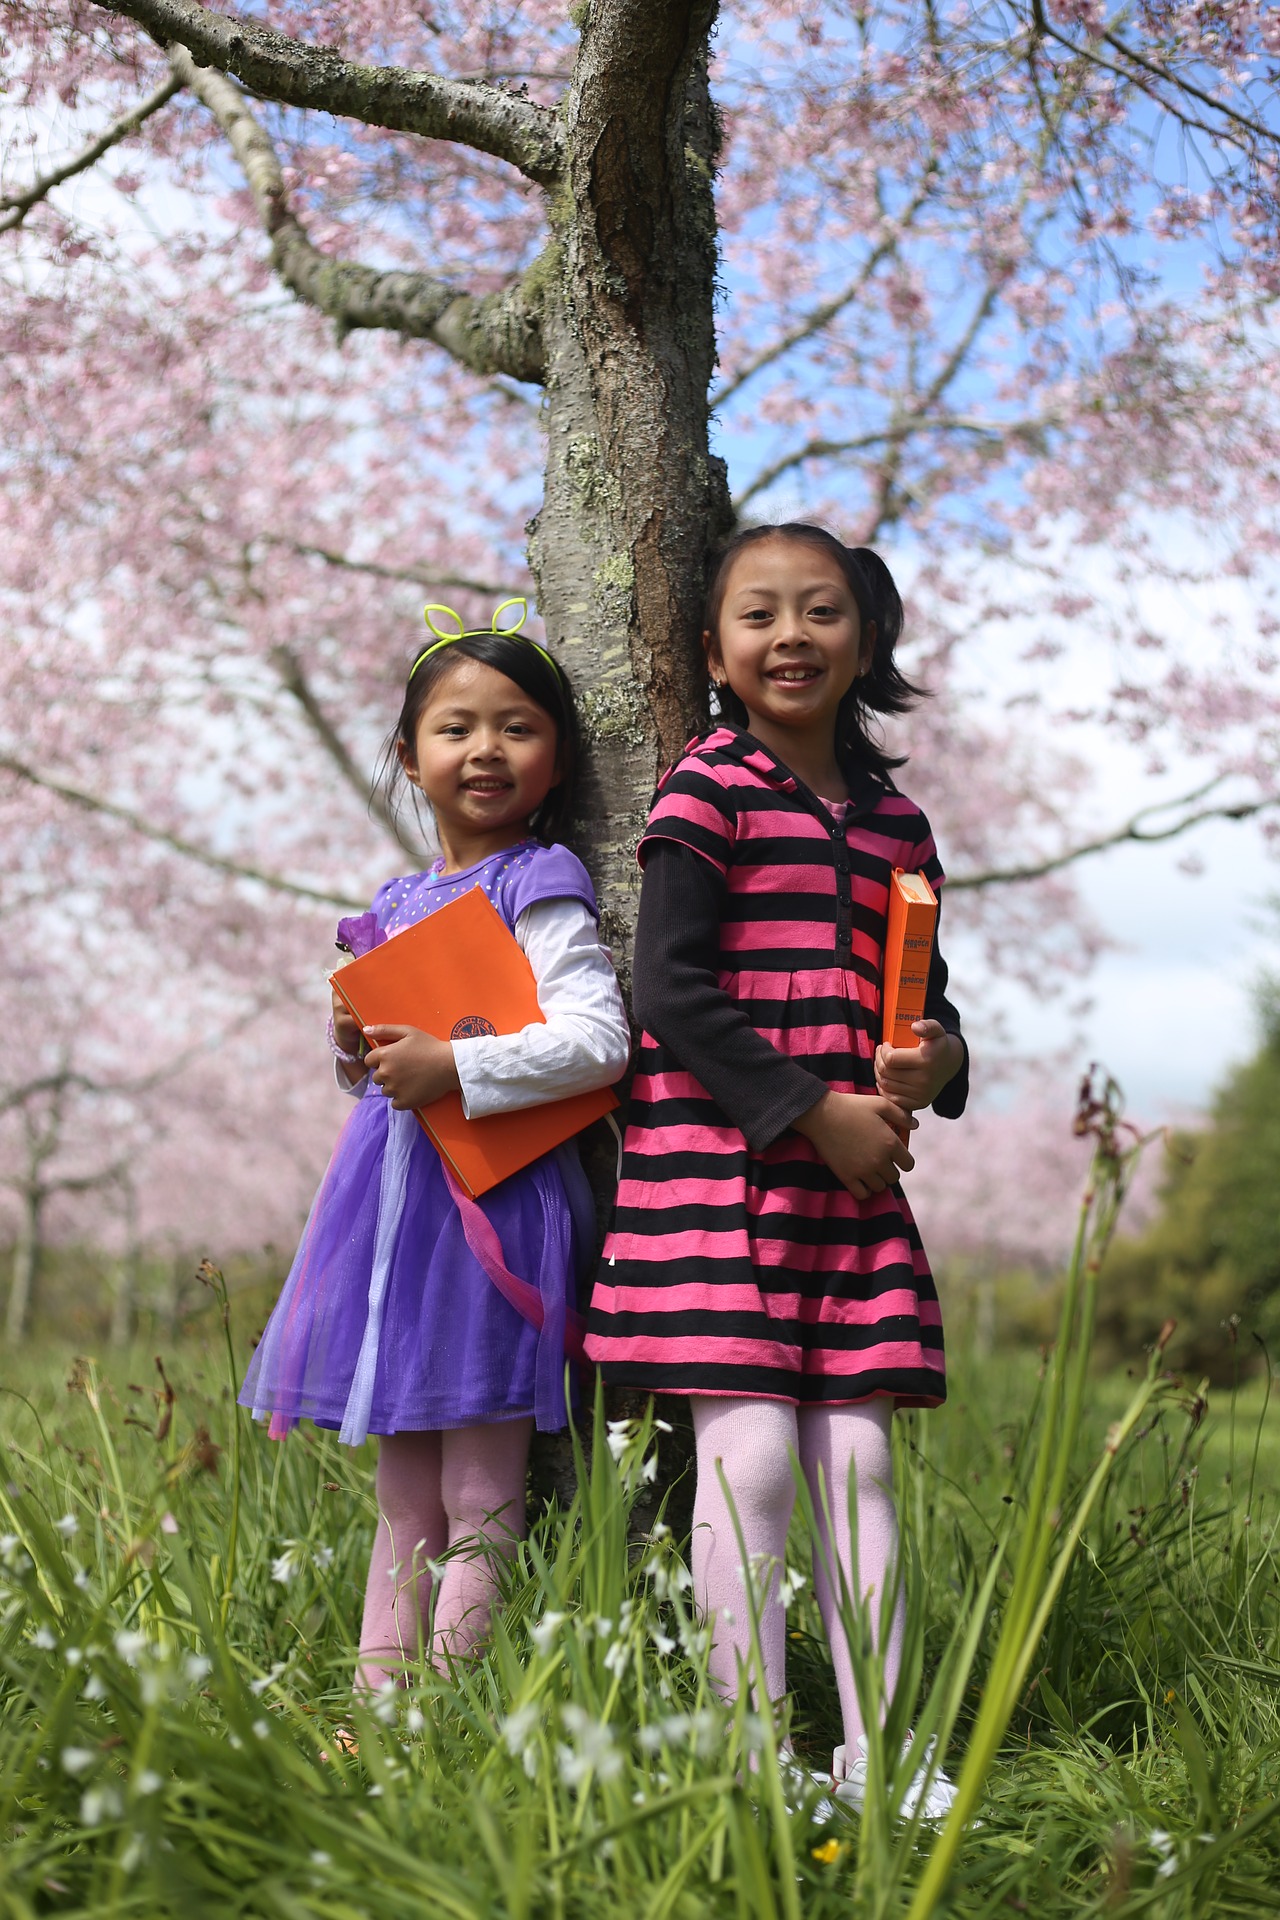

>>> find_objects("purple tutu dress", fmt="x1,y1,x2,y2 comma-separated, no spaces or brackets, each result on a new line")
239,842,600,1442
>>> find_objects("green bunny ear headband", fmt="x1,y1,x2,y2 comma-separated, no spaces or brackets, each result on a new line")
410,598,561,680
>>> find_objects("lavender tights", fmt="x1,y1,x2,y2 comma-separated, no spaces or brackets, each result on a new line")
689,1396,905,1751
355,1419,531,1690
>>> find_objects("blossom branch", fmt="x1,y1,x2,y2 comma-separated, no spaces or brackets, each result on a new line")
261,536,514,600
0,753,363,909
267,642,426,861
947,782,1280,891
171,49,545,379
0,71,184,235
733,413,1049,512
1028,3,1276,153
95,0,564,182
710,175,936,412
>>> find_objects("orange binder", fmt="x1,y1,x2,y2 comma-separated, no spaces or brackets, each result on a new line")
881,868,937,1052
330,886,618,1198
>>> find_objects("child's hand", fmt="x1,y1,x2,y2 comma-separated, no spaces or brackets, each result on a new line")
792,1090,916,1199
874,1021,964,1112
331,988,364,1060
362,1025,461,1110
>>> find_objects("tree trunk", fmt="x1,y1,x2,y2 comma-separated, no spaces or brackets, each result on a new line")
524,1,729,1516
529,0,731,980
109,1186,141,1348
6,1185,42,1346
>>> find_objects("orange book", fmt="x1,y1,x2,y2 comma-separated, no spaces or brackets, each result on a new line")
330,886,618,1199
881,868,937,1052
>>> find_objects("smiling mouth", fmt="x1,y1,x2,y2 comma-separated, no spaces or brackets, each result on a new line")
766,665,821,683
463,778,512,794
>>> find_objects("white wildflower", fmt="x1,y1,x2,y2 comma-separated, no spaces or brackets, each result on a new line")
602,1639,629,1677
605,1418,634,1463
311,1850,331,1867
249,1662,285,1698
1149,1829,1178,1879
135,1769,164,1796
639,1453,658,1484
650,1627,676,1656
183,1653,212,1686
82,1674,106,1701
60,1747,96,1776
404,1705,425,1734
594,1617,614,1639
270,1542,305,1586
54,1514,78,1539
252,1719,270,1739
557,1705,622,1789
500,1701,540,1772
530,1610,566,1654
688,1710,720,1757
653,1419,673,1434
80,1784,124,1826
114,1629,148,1665
72,1567,90,1590
159,1513,179,1535
140,1670,170,1707
65,1646,83,1667
313,1544,334,1571
778,1566,808,1609
0,1533,19,1558
119,1833,147,1874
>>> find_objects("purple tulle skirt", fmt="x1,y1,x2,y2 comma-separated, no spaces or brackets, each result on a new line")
239,1090,594,1440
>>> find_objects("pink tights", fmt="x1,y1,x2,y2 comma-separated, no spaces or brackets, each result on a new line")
355,1419,531,1690
689,1396,904,1751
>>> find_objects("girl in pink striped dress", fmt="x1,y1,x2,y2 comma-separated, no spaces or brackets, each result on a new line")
586,524,968,1814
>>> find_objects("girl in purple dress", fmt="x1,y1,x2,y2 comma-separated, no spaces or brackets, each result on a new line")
241,606,630,1688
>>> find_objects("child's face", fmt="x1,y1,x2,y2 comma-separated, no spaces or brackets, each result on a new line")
400,657,560,840
706,538,872,745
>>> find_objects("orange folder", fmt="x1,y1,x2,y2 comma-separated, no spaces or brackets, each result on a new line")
330,885,618,1198
881,868,937,1052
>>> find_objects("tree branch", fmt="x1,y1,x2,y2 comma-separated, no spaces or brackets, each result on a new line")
0,753,363,909
947,783,1280,890
733,413,1049,512
710,177,936,413
261,534,514,600
97,0,564,182
266,641,426,862
170,48,545,380
0,71,183,235
1028,2,1275,152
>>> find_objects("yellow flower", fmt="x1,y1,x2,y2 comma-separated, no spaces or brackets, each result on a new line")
811,1838,845,1865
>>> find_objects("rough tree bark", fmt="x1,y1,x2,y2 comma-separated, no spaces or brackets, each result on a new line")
6,1182,43,1348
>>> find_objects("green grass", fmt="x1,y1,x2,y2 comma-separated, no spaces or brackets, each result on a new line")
4,1120,1280,1917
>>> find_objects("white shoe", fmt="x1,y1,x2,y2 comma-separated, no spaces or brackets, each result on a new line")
831,1732,958,1824
778,1751,837,1822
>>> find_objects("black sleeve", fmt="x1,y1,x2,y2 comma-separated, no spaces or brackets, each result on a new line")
632,840,828,1152
922,900,969,1119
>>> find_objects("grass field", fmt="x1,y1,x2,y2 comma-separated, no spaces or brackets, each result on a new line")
4,1138,1280,1917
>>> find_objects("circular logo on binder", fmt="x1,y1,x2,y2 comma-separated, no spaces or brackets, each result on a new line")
451,1014,498,1040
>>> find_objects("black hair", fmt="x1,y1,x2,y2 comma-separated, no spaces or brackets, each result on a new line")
378,630,581,845
702,522,923,782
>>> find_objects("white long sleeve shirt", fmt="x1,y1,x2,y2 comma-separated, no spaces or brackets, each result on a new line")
337,896,631,1114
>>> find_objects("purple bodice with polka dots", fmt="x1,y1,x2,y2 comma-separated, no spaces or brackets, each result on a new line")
373,839,598,943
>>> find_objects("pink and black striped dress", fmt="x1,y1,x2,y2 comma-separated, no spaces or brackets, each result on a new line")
585,726,967,1407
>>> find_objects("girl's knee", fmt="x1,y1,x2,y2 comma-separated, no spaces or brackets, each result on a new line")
440,1424,529,1538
